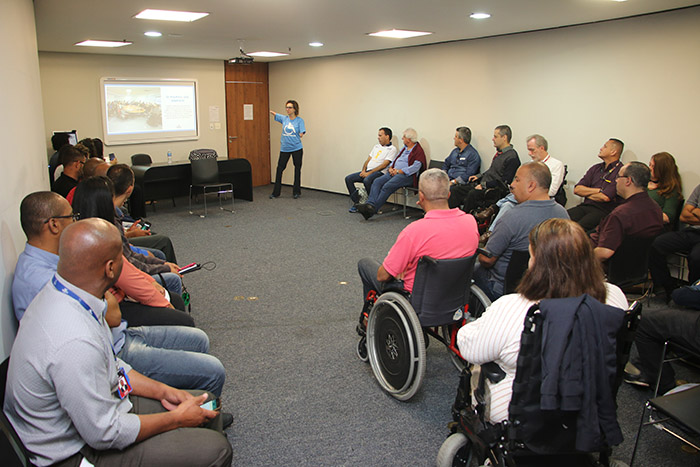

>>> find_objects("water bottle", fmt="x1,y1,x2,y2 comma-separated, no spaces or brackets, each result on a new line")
167,151,172,164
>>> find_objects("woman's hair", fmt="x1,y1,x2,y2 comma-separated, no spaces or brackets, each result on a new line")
651,152,682,197
286,100,299,116
517,218,607,302
72,176,116,224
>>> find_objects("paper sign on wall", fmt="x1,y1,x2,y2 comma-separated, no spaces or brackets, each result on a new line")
243,104,253,121
209,105,220,122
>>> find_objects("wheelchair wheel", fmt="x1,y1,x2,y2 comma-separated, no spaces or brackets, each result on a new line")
366,291,426,401
440,324,466,372
467,284,491,320
437,433,477,467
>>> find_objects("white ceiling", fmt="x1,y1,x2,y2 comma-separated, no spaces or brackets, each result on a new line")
34,0,700,62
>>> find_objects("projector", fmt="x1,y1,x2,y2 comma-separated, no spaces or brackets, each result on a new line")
228,56,254,64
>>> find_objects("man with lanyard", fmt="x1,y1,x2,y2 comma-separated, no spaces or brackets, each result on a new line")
355,127,426,220
567,138,624,232
444,126,481,209
345,127,398,212
450,125,521,213
5,218,232,467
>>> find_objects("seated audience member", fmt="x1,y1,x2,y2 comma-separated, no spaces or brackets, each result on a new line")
108,164,179,263
649,183,700,298
4,218,232,467
345,127,398,212
567,138,624,232
458,218,628,425
448,125,520,213
12,192,227,398
355,128,426,220
474,162,569,301
78,137,99,159
479,134,565,239
48,132,71,188
590,161,664,261
647,151,683,226
358,168,479,296
625,280,700,392
444,126,481,208
65,157,111,204
52,145,86,198
73,176,183,296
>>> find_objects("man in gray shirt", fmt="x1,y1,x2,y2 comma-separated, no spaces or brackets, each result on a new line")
474,162,569,300
4,218,231,467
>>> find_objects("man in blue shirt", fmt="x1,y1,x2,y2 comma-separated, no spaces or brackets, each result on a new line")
443,126,481,209
355,128,427,220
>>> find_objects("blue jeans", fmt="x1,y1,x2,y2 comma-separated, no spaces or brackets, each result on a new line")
366,172,413,209
488,193,518,232
142,247,167,260
472,264,502,301
153,272,183,295
345,171,383,202
118,326,226,396
357,258,404,298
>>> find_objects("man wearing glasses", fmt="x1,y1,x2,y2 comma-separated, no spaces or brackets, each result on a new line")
590,161,664,261
52,145,86,198
567,138,624,232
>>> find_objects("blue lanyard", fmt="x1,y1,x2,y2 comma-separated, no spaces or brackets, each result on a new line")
51,276,118,360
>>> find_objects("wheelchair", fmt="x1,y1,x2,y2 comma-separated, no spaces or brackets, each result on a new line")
437,298,642,467
355,254,492,401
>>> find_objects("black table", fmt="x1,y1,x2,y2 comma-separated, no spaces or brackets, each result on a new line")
132,158,253,215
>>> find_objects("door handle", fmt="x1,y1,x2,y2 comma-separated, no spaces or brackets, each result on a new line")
228,136,238,141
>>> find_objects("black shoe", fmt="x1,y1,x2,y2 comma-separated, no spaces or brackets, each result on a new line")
623,370,651,388
269,194,278,199
356,203,376,220
221,412,234,429
293,193,300,199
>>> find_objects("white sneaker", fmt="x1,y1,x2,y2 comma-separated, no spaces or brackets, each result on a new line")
357,186,369,204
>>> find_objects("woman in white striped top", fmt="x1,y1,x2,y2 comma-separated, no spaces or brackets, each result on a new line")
457,218,628,423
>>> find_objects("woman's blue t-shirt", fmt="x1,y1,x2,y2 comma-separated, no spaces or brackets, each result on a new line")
275,114,306,152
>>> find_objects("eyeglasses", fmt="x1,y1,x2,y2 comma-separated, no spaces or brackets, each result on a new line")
285,106,294,109
615,174,629,181
44,212,80,223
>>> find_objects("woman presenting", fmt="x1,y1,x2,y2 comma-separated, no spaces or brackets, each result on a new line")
270,100,306,199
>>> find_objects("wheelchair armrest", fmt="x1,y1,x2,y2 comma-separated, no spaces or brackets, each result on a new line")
481,362,506,383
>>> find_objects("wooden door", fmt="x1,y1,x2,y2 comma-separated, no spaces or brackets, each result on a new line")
224,62,270,187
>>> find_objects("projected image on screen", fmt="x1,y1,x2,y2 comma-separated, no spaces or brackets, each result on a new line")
100,78,199,145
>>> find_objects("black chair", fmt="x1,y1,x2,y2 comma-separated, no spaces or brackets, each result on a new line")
630,341,700,465
188,158,234,217
503,249,530,295
130,153,152,166
554,164,568,207
606,236,655,297
438,299,641,467
357,254,492,401
1,357,35,467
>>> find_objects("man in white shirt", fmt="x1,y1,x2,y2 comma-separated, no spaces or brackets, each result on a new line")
345,127,398,212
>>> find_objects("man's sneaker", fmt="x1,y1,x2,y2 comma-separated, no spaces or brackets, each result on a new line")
624,362,651,388
349,206,358,213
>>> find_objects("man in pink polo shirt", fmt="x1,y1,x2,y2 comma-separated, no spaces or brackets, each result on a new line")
358,168,480,298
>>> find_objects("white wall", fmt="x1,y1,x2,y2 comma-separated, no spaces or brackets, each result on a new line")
0,0,48,359
39,53,227,164
269,7,700,203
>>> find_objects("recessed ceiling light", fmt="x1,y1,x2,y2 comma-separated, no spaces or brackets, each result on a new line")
144,31,162,37
612,0,628,2
368,29,432,39
309,42,324,47
470,13,491,19
247,51,289,57
134,9,209,22
74,40,132,48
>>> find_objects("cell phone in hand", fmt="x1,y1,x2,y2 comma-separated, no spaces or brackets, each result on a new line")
139,221,152,231
178,262,202,274
200,398,220,411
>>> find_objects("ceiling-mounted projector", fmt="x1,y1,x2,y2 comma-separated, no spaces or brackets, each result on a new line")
228,56,254,64
228,46,254,64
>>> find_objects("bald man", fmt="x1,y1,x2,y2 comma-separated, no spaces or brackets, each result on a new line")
5,219,232,467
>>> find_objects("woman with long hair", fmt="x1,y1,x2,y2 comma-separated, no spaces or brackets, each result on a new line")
269,99,306,199
457,218,628,423
648,151,683,225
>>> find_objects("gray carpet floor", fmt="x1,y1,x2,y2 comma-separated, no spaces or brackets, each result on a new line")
143,186,698,466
